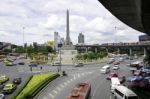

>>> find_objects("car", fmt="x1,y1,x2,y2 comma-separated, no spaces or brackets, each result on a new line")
2,83,17,94
129,57,133,60
128,76,148,88
113,65,120,70
0,75,9,84
126,63,131,66
3,59,10,63
18,62,25,65
118,57,124,62
141,67,150,75
29,62,38,67
62,71,67,76
0,94,5,99
107,58,115,64
0,85,4,91
52,61,61,66
13,77,22,84
5,61,13,66
127,76,143,82
101,65,110,74
113,61,120,65
106,73,118,80
74,63,84,67
18,56,26,59
133,70,142,76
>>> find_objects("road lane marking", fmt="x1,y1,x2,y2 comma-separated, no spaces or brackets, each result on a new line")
81,73,85,76
60,84,64,88
77,73,80,77
48,93,54,98
73,75,76,80
91,81,104,99
67,80,70,83
64,82,67,86
43,97,48,99
56,86,61,91
70,78,73,81
52,90,58,94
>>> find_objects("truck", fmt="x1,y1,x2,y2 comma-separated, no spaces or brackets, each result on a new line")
66,83,91,99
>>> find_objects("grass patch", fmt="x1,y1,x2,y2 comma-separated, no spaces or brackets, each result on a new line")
10,75,33,99
15,72,59,99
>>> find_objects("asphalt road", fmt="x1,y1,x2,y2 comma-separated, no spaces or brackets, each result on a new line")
0,56,143,99
35,58,143,99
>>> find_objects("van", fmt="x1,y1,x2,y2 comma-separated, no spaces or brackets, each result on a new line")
114,85,138,99
111,77,120,93
100,65,110,74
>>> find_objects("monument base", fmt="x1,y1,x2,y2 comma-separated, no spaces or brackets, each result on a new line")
60,50,77,65
62,45,75,50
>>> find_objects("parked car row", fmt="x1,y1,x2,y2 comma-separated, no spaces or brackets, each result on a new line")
104,71,138,99
0,75,22,98
127,75,150,89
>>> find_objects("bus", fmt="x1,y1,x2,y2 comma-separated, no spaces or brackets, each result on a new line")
66,83,91,99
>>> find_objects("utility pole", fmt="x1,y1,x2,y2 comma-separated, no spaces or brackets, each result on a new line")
58,43,62,72
23,27,27,58
23,27,25,47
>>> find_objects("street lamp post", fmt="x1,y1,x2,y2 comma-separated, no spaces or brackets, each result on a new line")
22,27,25,47
58,43,62,72
22,27,28,58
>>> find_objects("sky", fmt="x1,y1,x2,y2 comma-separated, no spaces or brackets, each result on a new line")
0,0,144,45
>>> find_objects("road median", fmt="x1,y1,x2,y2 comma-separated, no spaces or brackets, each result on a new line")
11,72,60,99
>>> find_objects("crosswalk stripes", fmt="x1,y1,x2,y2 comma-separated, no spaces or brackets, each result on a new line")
60,84,64,88
53,90,58,94
42,71,95,99
48,93,54,98
56,86,61,91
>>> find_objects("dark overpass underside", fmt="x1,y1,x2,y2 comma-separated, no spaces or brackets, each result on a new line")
98,0,150,35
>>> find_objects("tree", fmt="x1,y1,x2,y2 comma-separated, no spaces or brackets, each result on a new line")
46,46,53,52
3,49,12,53
15,46,25,53
76,54,83,60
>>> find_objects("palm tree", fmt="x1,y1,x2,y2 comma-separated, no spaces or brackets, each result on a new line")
143,50,150,66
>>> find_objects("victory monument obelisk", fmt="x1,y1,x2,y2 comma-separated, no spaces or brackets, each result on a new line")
62,9,74,50
61,9,77,64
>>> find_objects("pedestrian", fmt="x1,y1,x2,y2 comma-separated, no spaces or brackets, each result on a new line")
40,66,42,70
30,67,32,71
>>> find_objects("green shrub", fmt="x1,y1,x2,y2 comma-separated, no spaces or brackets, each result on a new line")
16,72,59,99
27,73,59,98
11,75,33,99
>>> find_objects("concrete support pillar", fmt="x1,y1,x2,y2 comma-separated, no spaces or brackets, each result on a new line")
117,48,120,54
129,48,132,56
106,48,109,54
85,47,88,53
95,48,97,53
144,47,147,57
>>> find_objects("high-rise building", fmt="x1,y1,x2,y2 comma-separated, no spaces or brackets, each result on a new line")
139,34,150,41
61,38,65,45
78,33,84,44
54,32,63,52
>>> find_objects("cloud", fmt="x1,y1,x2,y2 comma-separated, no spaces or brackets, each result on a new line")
0,0,144,45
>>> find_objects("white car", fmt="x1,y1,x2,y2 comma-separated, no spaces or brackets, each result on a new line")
113,65,120,70
0,94,4,99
